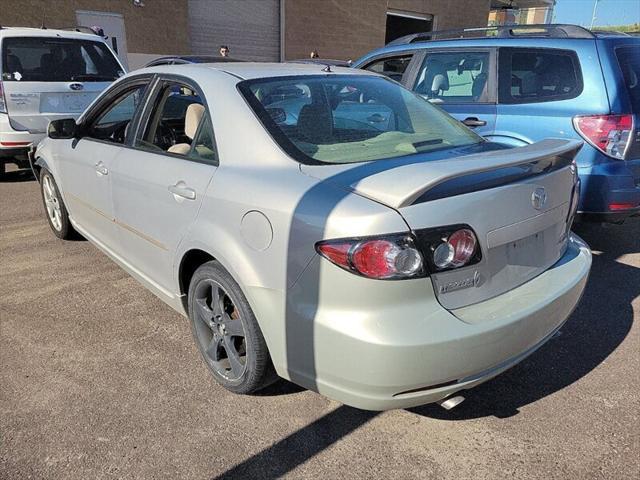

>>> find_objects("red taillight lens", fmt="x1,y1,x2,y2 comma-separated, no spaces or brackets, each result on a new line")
573,114,633,160
316,235,423,280
609,202,638,211
432,228,477,270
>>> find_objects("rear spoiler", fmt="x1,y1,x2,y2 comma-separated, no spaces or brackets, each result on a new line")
350,139,583,209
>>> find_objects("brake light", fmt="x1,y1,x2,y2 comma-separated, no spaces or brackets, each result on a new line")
609,202,638,211
0,82,6,114
316,234,424,280
573,114,633,160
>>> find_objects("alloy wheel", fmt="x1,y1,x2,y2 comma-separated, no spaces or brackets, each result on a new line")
193,279,247,381
42,175,63,231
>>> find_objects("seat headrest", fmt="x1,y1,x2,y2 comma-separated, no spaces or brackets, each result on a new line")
297,103,333,144
185,103,205,140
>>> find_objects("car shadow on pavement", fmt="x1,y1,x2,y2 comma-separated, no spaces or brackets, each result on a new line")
409,221,638,420
211,405,378,479
0,167,35,183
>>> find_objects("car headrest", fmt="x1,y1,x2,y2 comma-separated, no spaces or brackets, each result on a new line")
6,54,23,74
297,103,333,144
185,103,205,140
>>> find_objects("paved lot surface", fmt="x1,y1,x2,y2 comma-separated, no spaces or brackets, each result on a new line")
1,166,639,480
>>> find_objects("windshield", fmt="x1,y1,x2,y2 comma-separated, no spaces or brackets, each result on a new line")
238,75,482,164
1,37,123,82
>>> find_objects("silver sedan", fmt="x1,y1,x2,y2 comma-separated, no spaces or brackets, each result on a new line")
31,63,591,410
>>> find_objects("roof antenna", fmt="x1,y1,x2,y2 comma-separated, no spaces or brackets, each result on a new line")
322,64,332,73
41,12,47,29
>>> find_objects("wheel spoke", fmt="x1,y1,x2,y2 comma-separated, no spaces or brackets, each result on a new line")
205,335,222,361
223,336,245,377
223,316,244,337
195,298,215,329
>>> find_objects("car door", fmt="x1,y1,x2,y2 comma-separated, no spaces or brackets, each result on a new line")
110,77,218,294
410,48,497,137
57,77,151,251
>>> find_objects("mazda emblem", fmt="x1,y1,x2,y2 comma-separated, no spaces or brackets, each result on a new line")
531,187,548,210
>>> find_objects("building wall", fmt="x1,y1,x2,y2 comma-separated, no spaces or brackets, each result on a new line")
189,0,280,61
0,0,190,56
284,0,492,61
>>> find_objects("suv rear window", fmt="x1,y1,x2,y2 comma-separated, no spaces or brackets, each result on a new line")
238,75,481,165
615,45,640,113
1,37,123,82
498,48,582,104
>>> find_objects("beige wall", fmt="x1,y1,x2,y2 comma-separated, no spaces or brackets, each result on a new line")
284,0,492,61
0,0,190,55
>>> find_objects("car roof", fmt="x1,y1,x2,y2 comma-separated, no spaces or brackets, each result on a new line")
0,26,105,42
140,62,376,81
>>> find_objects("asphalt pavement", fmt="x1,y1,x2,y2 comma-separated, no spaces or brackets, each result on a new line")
1,166,638,479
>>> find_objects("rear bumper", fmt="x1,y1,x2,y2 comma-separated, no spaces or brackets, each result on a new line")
288,234,591,411
577,158,640,222
0,113,45,157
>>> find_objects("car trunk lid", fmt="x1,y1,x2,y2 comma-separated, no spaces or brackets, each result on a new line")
302,139,582,309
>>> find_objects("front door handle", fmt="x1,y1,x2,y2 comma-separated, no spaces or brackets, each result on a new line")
95,161,108,176
462,117,487,128
168,182,196,201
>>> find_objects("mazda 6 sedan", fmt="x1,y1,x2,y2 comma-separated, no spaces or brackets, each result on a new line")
31,63,591,410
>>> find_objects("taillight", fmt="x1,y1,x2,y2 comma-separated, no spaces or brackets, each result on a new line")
432,229,477,269
0,82,6,114
316,226,481,279
415,225,482,273
573,114,633,160
316,234,424,280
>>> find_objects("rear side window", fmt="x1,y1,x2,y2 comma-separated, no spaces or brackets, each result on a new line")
498,48,582,104
364,55,413,82
1,37,124,82
414,51,492,103
615,45,640,113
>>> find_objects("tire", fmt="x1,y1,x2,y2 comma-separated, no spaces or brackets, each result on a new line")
39,168,75,239
188,260,276,394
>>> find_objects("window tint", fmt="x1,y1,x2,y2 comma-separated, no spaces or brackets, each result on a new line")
499,48,582,104
1,37,123,82
239,75,481,165
137,82,214,161
414,51,491,103
87,84,147,144
616,45,640,113
364,55,413,82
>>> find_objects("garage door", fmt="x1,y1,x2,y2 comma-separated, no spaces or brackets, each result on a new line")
188,0,281,62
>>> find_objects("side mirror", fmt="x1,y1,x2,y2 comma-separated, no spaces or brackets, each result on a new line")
48,118,78,139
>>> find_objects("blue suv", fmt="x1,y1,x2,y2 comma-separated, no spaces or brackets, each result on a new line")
353,24,640,223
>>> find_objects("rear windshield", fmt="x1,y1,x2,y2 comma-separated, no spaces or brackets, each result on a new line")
238,75,481,164
615,45,640,113
1,37,123,82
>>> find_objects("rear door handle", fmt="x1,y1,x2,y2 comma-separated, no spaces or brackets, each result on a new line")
168,182,196,201
462,117,487,127
94,161,108,176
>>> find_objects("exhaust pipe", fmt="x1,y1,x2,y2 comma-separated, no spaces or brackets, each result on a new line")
438,395,465,410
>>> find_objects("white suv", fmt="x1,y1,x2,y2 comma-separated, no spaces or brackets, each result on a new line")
0,27,125,176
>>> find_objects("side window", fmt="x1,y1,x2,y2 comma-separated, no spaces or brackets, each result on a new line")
364,55,413,82
414,51,491,103
87,84,148,144
498,48,582,104
136,81,216,163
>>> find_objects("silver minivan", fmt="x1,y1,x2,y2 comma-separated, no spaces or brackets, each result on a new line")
0,27,125,176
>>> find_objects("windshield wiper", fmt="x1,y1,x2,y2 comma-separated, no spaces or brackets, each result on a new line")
412,139,443,148
71,74,118,82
